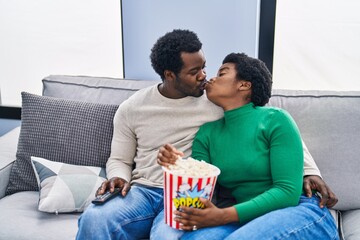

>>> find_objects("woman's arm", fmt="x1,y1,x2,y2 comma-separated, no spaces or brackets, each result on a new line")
232,109,304,223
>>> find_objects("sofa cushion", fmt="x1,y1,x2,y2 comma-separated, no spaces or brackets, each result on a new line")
341,209,360,240
0,191,79,240
0,127,20,198
42,75,160,104
31,156,106,213
5,92,118,195
269,89,360,211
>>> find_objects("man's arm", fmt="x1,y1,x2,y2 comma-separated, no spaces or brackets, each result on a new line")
302,140,338,208
96,103,136,197
303,140,321,177
106,103,136,182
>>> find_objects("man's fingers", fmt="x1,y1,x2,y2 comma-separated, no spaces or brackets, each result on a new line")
162,148,176,160
96,181,108,196
164,143,176,152
317,182,331,208
121,182,131,197
164,144,184,159
157,156,169,167
163,144,177,159
159,145,178,164
303,179,313,197
157,154,174,166
318,192,329,208
328,199,338,208
109,178,117,192
326,191,338,208
95,187,101,197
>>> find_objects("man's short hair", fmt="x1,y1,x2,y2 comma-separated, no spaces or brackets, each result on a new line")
150,29,202,80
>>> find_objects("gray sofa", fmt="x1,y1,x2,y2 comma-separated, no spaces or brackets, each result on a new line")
0,75,359,239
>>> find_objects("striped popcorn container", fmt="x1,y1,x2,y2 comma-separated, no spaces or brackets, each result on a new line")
162,165,220,229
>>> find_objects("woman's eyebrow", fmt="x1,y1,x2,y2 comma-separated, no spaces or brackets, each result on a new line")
218,66,230,72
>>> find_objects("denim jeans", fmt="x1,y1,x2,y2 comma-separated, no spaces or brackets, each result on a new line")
76,185,183,240
181,194,339,240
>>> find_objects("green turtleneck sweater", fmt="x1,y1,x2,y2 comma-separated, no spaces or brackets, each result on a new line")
192,103,304,224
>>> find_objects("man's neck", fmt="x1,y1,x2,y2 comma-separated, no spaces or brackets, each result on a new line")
158,83,186,99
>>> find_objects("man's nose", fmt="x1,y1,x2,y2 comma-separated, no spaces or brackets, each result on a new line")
198,69,206,80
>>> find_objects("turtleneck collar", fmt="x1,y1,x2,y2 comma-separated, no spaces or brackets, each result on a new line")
224,102,255,123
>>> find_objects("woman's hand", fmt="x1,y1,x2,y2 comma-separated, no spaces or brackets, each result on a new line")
157,143,184,168
174,198,238,231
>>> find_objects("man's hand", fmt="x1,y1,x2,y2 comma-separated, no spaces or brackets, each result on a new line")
96,177,131,197
303,175,338,208
157,143,184,168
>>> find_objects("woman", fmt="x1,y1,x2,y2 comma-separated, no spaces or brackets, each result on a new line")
158,53,339,239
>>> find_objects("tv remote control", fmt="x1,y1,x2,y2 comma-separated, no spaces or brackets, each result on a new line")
92,188,120,205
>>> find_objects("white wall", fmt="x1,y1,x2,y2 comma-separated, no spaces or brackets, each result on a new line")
0,0,123,106
2,0,360,107
273,0,360,91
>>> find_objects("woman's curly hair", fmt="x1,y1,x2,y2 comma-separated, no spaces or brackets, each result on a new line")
150,29,202,80
222,53,273,106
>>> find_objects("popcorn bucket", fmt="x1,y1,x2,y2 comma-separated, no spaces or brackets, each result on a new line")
162,162,220,229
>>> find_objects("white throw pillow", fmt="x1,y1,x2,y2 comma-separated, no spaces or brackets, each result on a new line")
30,156,106,213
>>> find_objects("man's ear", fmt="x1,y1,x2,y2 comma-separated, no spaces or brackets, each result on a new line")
238,81,251,90
164,70,176,81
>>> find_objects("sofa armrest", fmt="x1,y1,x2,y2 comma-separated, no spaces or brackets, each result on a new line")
0,127,20,199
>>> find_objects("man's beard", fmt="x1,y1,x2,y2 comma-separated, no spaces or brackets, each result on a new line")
174,77,204,98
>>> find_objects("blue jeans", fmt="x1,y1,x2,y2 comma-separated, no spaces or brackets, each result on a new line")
181,195,339,240
76,185,183,240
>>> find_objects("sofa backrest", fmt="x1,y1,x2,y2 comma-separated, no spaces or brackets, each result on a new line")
42,75,360,211
42,75,161,105
269,89,360,211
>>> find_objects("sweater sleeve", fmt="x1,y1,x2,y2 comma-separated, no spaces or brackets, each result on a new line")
302,140,322,177
106,101,136,182
233,110,304,223
191,123,213,163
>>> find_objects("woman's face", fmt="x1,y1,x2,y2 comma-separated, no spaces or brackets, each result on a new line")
205,63,241,107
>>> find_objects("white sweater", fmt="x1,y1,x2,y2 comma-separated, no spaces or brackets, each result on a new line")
106,84,321,188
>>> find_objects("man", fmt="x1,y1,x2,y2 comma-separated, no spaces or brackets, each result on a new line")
76,29,337,240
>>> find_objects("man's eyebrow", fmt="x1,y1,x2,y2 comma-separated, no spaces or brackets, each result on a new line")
188,65,203,72
189,66,200,71
188,61,206,72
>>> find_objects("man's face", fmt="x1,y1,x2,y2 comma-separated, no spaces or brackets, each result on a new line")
173,50,207,98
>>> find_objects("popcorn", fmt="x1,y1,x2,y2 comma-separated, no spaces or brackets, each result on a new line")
167,157,218,177
163,157,220,229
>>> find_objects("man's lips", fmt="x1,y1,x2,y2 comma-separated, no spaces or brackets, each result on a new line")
200,80,208,90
